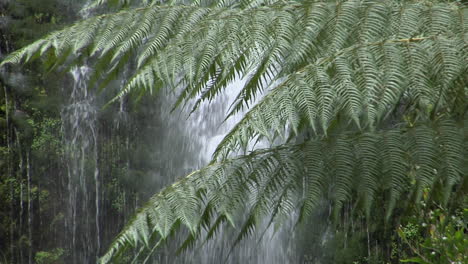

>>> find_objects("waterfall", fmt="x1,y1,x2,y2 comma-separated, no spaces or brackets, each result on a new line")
61,66,100,263
138,81,299,264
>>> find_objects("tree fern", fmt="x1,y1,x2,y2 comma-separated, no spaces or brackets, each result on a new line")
99,120,466,263
1,0,466,262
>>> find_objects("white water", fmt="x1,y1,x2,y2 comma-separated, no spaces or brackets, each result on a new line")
142,80,299,263
61,66,100,263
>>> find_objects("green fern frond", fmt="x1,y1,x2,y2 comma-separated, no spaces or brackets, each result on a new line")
356,133,380,218
434,119,464,205
99,119,466,263
331,135,355,220
298,140,325,223
3,1,465,116
213,36,467,160
381,130,408,220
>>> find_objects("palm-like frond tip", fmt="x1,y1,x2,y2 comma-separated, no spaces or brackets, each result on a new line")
99,119,465,263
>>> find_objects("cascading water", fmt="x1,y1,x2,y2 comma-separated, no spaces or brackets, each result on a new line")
139,81,300,264
61,66,100,263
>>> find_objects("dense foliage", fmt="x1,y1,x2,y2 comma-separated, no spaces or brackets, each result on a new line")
1,0,467,263
0,1,74,262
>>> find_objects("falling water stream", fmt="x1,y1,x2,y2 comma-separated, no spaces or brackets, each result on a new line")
159,83,299,264
62,66,100,263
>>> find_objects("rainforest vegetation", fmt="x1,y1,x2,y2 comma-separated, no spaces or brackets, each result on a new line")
0,0,467,263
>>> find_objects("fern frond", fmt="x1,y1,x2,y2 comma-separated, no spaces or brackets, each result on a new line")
213,36,467,159
99,119,465,263
297,141,325,223
381,130,408,220
331,135,355,220
3,1,465,118
434,119,464,205
354,133,380,218
408,124,439,203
